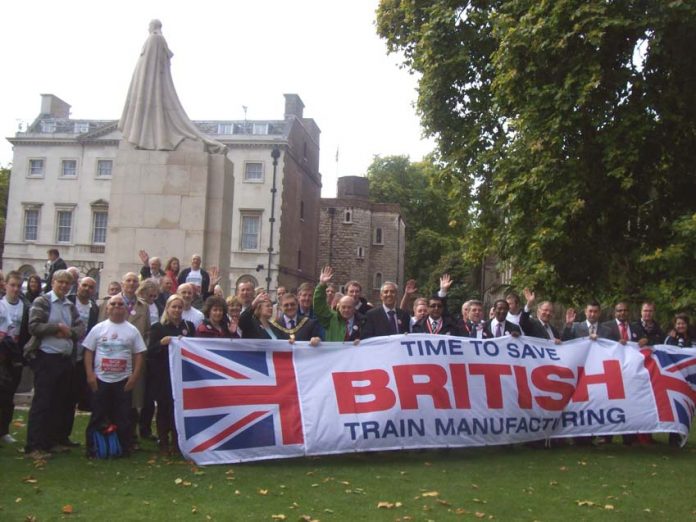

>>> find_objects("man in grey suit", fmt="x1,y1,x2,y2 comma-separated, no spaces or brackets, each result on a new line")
562,301,602,341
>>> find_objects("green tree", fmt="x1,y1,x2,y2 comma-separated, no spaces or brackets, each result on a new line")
377,1,696,313
365,154,474,297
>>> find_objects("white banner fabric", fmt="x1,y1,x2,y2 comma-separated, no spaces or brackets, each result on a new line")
170,335,696,465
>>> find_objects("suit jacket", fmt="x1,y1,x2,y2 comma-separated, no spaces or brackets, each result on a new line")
457,320,493,339
238,308,321,341
520,310,560,340
44,257,68,293
561,321,600,341
412,315,460,336
484,319,521,338
631,320,664,346
599,320,640,342
362,306,410,339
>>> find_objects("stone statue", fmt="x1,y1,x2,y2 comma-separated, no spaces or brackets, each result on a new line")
119,20,226,153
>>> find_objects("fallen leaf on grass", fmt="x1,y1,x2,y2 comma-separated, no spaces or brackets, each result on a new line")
454,508,469,515
192,507,198,514
575,500,595,507
422,491,439,497
436,499,451,506
270,515,286,521
258,489,269,495
13,420,25,428
472,498,487,504
175,478,183,485
16,497,22,503
471,484,479,489
559,466,568,471
299,516,319,522
21,476,38,484
604,505,615,510
549,480,559,486
377,501,402,509
62,504,73,514
475,512,486,518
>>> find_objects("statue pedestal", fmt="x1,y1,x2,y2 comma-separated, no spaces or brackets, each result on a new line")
102,139,234,293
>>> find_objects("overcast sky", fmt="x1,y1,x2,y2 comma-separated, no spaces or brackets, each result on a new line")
0,1,434,197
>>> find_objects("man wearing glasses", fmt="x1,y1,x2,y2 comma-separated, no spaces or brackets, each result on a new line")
412,296,460,336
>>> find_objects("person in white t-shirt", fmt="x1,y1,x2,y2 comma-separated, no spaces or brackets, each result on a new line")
177,283,204,328
83,295,146,457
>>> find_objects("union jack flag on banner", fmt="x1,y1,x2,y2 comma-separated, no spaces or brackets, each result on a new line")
642,347,696,445
171,339,305,464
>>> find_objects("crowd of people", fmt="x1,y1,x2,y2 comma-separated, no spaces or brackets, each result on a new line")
0,248,693,461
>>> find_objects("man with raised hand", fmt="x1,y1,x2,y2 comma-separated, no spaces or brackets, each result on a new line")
313,266,363,342
562,301,602,341
519,288,561,344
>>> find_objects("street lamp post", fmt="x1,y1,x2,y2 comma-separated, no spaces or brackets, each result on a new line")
266,145,281,291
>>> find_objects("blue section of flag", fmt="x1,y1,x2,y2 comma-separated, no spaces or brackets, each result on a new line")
654,350,692,367
184,414,227,439
209,350,269,375
216,415,276,450
674,400,691,429
182,359,225,382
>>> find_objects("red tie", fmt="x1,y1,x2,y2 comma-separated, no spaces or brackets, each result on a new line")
619,322,628,341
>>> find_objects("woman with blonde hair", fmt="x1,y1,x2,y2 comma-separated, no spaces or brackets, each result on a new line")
147,295,194,453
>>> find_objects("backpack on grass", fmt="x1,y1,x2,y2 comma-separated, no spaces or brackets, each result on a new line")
91,424,122,459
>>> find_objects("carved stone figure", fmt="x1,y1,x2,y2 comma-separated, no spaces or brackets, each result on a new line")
119,20,226,153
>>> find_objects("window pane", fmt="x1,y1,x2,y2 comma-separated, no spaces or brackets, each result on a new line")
244,162,263,181
57,211,72,242
93,212,108,243
62,160,77,176
241,215,260,250
97,160,113,177
24,210,38,241
29,159,44,176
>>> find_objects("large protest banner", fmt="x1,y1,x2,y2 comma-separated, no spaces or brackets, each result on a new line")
170,335,696,465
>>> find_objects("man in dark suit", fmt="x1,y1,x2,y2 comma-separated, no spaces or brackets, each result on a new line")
459,300,493,339
562,301,601,341
599,302,640,343
519,288,561,343
273,293,323,341
412,296,460,335
361,282,410,339
632,301,664,346
44,248,67,293
484,299,521,338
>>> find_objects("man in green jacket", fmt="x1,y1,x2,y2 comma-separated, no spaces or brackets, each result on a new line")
313,266,362,342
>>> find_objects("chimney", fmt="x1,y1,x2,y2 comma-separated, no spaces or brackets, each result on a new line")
40,94,71,118
283,93,304,119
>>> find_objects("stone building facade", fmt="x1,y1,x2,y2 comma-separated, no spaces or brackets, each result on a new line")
318,176,405,304
3,93,320,294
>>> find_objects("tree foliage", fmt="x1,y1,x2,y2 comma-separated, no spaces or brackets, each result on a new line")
377,0,696,315
366,154,475,298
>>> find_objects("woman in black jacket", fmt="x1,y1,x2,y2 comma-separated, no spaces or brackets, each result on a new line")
148,294,194,453
664,313,693,348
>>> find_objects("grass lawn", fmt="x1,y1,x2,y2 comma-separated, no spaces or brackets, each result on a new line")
1,411,695,521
